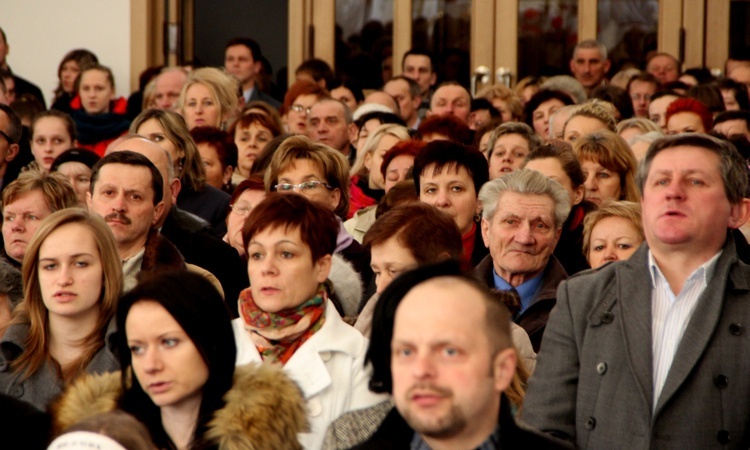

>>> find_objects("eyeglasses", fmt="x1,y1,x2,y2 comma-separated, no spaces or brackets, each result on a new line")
274,181,333,192
290,104,312,115
230,203,253,217
0,130,13,144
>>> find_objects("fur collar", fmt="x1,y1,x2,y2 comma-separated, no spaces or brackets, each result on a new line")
52,364,307,450
140,229,186,274
328,254,362,319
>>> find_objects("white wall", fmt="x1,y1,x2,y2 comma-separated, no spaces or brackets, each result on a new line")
3,1,131,106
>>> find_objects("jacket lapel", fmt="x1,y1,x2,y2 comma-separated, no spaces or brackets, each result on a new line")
653,241,740,415
616,245,655,409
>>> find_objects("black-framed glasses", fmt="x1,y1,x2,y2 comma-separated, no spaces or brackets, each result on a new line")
290,104,312,115
274,181,333,192
0,130,13,144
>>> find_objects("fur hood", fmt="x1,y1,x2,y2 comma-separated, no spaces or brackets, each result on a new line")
53,364,307,450
328,253,362,319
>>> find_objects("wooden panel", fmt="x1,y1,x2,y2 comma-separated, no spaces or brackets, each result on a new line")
682,0,704,68
471,0,495,80
130,0,153,92
182,0,195,63
288,0,306,87
705,0,729,72
494,0,516,82
658,1,682,60
578,0,598,42
312,0,335,69
392,0,412,77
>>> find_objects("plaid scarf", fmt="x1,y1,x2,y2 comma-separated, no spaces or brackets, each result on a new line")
239,285,327,365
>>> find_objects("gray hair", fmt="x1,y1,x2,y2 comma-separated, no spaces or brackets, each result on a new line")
548,105,577,139
574,39,608,61
616,117,661,136
628,130,664,147
479,168,572,229
636,133,749,204
313,97,354,124
486,122,542,159
541,75,587,104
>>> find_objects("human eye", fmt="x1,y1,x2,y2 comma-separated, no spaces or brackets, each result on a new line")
597,171,610,179
151,134,164,142
309,118,320,126
592,245,605,252
187,100,197,107
326,117,339,125
300,181,319,191
163,338,179,348
75,259,90,268
26,214,40,221
275,183,294,192
77,176,90,183
423,187,437,195
690,178,705,186
442,346,460,357
42,262,58,270
130,193,143,201
280,251,295,259
393,346,413,358
514,150,528,158
535,221,550,229
203,99,214,107
450,185,464,193
533,112,544,121
617,243,633,250
34,137,45,145
129,344,144,356
3,214,14,222
52,138,64,145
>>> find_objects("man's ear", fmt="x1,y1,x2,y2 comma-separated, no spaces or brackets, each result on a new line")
347,123,358,146
492,348,517,393
5,143,18,162
152,201,166,226
481,218,490,248
170,178,182,204
728,197,750,229
86,191,93,209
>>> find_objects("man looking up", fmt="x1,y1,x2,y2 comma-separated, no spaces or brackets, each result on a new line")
569,40,611,97
224,37,281,109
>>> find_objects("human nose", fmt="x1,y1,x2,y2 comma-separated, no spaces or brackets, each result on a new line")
57,264,73,286
584,173,597,192
412,352,436,379
664,179,685,200
260,255,279,275
513,222,534,244
375,273,392,295
433,189,450,207
111,192,127,212
142,347,164,374
601,245,619,263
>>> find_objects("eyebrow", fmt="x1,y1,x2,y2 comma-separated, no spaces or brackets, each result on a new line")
39,253,95,261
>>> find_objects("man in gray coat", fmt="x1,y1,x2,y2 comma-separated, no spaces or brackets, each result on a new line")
523,133,750,449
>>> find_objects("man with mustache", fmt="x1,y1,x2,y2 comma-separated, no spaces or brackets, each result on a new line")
475,169,571,352
88,150,185,290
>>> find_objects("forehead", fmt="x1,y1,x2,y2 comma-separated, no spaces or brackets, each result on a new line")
81,69,109,84
279,158,324,178
226,44,253,58
420,162,472,183
156,71,186,88
115,140,169,172
98,163,155,187
311,101,344,117
495,191,556,217
34,116,68,132
385,79,409,93
648,145,722,175
495,133,529,147
575,47,603,60
649,56,676,68
715,119,748,131
404,55,432,70
187,83,214,98
630,79,657,91
5,189,48,210
434,85,469,101
395,280,487,340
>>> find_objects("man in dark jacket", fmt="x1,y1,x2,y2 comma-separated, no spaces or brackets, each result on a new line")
475,169,570,351
324,261,570,450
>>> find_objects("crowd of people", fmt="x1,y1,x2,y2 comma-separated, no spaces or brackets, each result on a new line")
1,24,750,449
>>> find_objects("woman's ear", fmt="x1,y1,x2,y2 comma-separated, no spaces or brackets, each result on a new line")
314,254,333,283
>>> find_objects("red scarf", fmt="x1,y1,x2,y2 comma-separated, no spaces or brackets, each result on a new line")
238,285,327,365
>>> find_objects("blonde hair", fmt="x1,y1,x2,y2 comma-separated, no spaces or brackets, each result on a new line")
615,117,661,136
477,84,524,120
265,135,351,218
573,129,640,202
564,99,618,134
3,170,79,214
178,67,239,129
582,200,644,261
11,209,123,382
350,123,410,178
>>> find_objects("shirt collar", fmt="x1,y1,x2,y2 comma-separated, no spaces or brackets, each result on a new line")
410,425,501,450
492,268,545,313
648,249,723,288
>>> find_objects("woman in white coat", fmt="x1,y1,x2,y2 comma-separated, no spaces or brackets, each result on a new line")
232,193,386,450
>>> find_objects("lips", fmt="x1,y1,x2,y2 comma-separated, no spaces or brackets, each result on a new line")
148,381,172,394
53,291,77,302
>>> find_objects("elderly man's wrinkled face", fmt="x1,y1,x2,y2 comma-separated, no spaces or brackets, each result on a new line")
481,191,560,286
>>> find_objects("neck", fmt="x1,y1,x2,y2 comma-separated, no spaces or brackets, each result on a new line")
406,114,418,128
650,246,720,295
161,397,202,450
237,165,252,179
421,403,499,450
242,79,256,92
496,265,543,288
119,236,148,261
48,309,100,368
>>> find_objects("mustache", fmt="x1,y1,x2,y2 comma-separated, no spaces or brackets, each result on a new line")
104,212,132,225
406,383,453,398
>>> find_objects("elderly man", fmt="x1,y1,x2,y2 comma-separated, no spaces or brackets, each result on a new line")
224,37,281,109
384,76,422,129
524,134,750,449
88,151,185,290
152,67,187,110
569,40,610,96
308,98,356,161
429,82,471,124
476,169,571,351
323,261,570,449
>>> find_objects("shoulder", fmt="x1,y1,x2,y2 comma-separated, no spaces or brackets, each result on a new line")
323,399,394,449
205,363,306,450
51,371,122,434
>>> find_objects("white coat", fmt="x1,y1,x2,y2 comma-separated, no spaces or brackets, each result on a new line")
232,301,388,450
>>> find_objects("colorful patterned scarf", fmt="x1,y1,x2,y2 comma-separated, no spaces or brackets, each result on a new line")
239,285,327,365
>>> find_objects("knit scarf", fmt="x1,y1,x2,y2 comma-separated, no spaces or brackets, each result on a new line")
239,285,327,365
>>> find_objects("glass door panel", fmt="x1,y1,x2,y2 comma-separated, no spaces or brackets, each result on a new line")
517,0,579,80
335,0,393,88
597,0,658,72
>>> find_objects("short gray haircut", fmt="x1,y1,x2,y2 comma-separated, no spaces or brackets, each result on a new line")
541,75,587,104
574,39,608,61
486,122,542,159
628,130,664,147
479,168,572,229
313,97,353,124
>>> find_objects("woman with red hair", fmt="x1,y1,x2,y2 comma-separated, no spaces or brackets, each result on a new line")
281,80,329,135
665,97,713,134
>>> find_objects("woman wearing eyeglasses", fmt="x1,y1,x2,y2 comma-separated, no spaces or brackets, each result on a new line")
264,135,373,291
281,80,329,135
